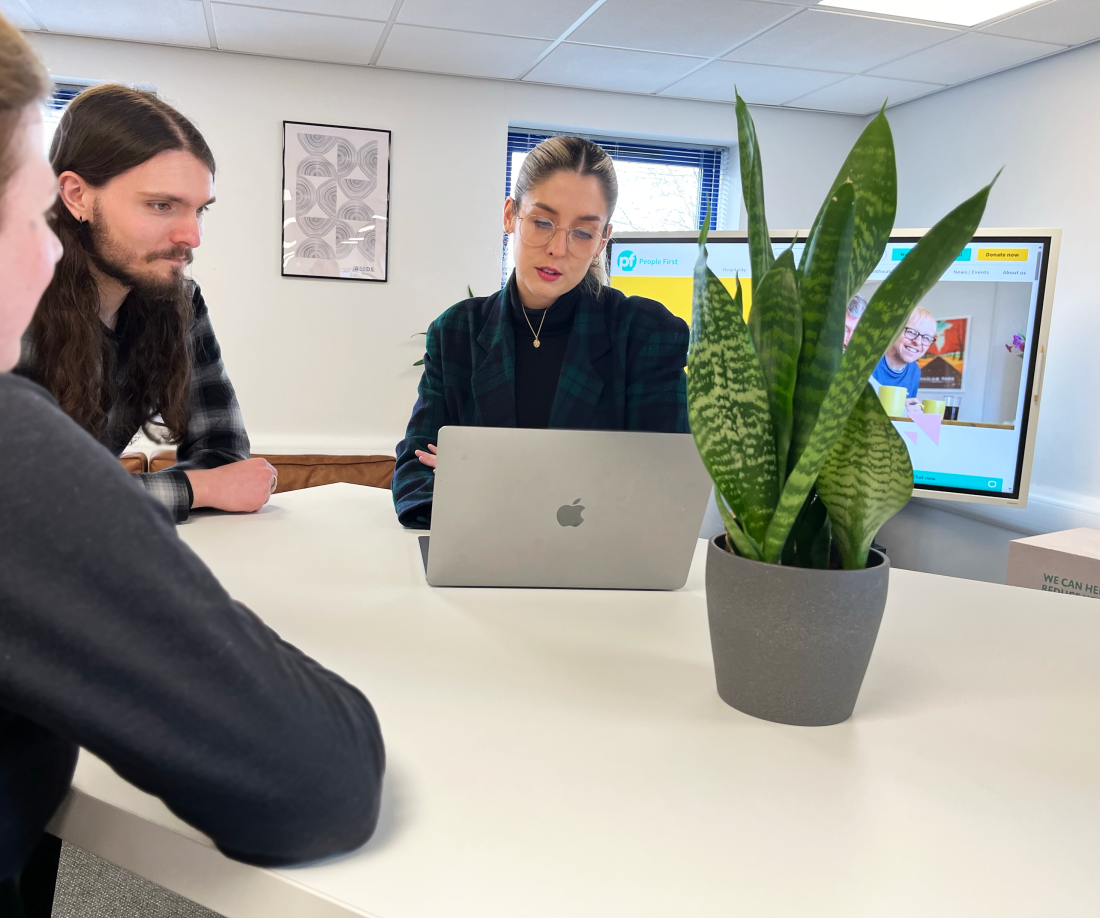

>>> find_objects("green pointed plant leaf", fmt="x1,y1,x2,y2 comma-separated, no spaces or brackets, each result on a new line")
714,491,764,561
780,487,831,569
800,107,896,299
689,241,779,546
761,177,995,562
735,92,774,283
809,504,832,569
789,181,855,473
817,383,913,569
747,248,802,480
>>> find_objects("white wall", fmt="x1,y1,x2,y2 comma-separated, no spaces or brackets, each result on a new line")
888,39,1100,522
31,33,864,455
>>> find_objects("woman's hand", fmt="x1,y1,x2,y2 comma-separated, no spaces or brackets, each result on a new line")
905,398,923,413
415,443,438,471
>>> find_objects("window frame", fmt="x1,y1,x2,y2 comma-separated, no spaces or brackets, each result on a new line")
43,79,158,154
43,83,85,152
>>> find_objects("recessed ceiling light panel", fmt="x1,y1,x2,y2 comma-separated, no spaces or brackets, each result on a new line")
817,1,1036,28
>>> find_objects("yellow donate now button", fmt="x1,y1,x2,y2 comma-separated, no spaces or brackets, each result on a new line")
977,248,1029,262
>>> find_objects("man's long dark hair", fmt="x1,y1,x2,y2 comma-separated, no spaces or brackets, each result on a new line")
26,84,216,442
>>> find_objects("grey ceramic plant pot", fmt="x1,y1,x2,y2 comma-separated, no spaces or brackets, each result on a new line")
705,536,890,727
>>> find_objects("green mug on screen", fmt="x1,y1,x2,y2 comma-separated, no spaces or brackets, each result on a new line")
922,399,946,416
878,385,907,417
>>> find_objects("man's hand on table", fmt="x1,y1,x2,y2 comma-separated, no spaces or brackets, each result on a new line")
186,458,279,512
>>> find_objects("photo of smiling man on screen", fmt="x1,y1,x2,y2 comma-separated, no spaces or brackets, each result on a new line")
871,307,937,411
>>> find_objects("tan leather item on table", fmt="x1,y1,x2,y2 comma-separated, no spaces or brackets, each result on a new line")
148,449,178,473
135,448,395,493
258,455,395,493
117,452,149,474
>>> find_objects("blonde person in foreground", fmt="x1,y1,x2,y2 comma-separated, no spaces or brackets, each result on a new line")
0,17,384,917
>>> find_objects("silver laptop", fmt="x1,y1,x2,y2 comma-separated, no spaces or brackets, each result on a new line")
421,427,713,589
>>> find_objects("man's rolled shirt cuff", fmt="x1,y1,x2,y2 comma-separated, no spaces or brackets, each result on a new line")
135,469,194,524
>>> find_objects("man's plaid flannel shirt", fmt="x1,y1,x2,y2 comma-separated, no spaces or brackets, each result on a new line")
392,282,689,528
19,283,249,523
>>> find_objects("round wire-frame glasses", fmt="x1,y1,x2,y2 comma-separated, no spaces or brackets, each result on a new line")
901,326,936,347
516,213,607,259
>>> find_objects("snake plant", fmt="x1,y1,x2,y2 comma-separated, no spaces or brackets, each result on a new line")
689,95,996,570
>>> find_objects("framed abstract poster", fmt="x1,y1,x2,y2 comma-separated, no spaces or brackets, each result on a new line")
281,120,391,281
918,315,970,390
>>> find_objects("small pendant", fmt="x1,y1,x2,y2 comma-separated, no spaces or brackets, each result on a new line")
533,339,541,348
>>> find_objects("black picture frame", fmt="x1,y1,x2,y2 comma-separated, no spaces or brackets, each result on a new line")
281,119,392,282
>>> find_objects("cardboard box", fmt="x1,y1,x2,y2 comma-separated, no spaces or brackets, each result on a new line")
1007,528,1100,599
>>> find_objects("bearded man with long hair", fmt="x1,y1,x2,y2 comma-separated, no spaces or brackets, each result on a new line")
17,83,276,522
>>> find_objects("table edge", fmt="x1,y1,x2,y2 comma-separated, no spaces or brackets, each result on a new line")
48,787,373,918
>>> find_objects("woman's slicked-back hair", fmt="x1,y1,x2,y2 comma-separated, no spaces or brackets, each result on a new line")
511,136,618,290
0,13,50,212
26,83,216,442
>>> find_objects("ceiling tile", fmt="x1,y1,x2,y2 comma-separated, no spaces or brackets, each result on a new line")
569,0,796,58
29,0,210,46
660,59,846,105
396,0,594,40
377,25,549,79
871,30,1064,84
212,4,384,65
525,43,704,94
788,73,944,114
217,0,392,20
727,8,957,73
1,0,39,30
982,0,1100,46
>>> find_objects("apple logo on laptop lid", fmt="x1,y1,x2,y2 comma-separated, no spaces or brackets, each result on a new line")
556,499,585,528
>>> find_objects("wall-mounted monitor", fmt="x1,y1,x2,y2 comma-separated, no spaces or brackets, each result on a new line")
607,229,1060,508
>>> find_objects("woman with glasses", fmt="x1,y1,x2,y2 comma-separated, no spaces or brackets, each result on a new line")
392,136,688,528
871,306,937,411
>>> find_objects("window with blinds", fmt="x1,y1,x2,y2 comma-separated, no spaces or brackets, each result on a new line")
43,84,85,153
503,129,730,284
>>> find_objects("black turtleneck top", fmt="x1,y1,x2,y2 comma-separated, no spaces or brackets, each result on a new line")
508,276,581,429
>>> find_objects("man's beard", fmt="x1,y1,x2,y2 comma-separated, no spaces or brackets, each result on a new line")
85,208,194,302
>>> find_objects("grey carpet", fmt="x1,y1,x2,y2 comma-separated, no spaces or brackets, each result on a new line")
52,842,224,918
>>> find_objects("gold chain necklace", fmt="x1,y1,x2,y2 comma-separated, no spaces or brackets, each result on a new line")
521,304,550,348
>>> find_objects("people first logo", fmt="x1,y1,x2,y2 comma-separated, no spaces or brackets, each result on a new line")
617,250,637,272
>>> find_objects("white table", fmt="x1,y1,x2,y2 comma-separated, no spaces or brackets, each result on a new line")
51,484,1100,917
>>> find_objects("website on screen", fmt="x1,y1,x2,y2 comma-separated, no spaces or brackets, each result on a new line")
610,236,1047,499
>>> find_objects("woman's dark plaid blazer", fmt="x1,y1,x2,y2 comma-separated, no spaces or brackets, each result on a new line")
392,282,689,528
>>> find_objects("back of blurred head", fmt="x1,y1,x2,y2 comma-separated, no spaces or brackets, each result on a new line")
0,15,47,195
27,83,216,441
0,14,55,372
